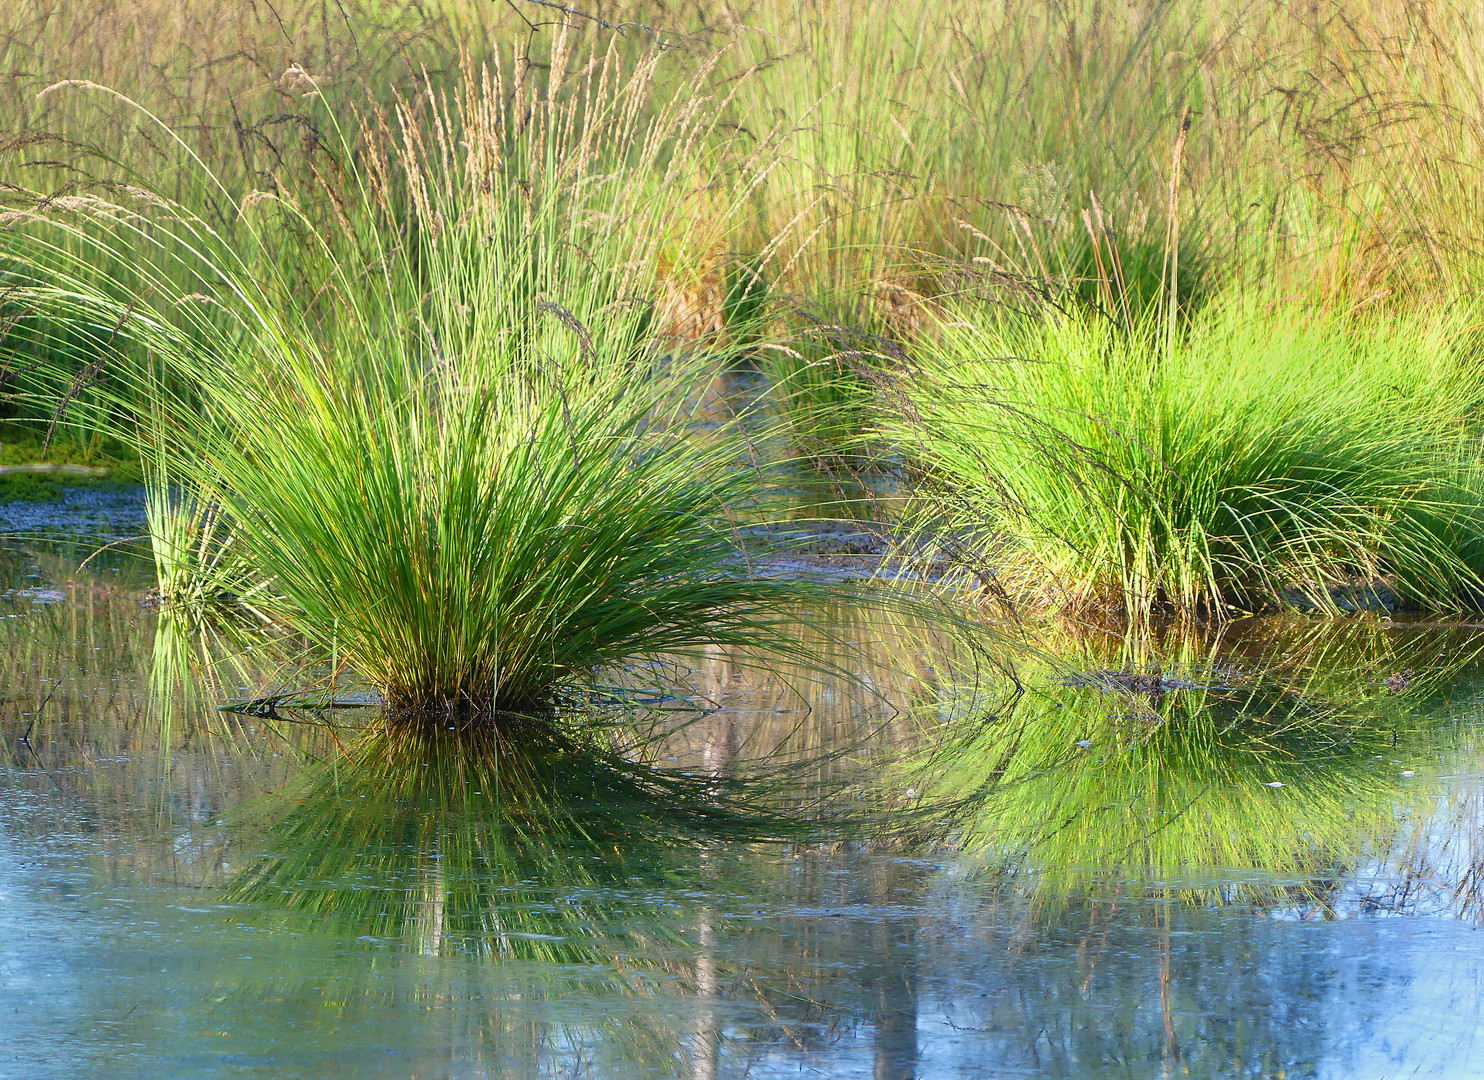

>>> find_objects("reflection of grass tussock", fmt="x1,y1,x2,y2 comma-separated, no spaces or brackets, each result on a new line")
146,606,302,750
228,724,811,961
914,620,1484,903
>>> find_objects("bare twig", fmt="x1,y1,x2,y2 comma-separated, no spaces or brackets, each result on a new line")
517,0,674,47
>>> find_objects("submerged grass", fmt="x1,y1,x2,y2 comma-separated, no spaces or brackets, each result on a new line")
891,301,1484,620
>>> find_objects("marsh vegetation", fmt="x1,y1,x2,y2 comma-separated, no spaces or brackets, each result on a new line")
5,2,1484,1073
4,0,1484,700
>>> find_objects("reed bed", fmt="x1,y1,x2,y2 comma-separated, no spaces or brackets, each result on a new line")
6,0,1484,321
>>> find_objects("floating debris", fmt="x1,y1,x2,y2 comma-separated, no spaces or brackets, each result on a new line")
1384,669,1413,693
219,690,382,717
0,462,110,478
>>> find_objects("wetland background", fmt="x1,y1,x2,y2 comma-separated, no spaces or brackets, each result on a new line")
5,0,1484,1076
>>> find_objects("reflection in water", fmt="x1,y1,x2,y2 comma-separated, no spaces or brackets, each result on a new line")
229,723,807,959
0,547,316,891
147,608,294,754
226,723,838,1074
5,546,1484,1077
640,599,964,813
919,618,1484,909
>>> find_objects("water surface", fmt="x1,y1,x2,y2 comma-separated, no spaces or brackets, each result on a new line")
3,545,1483,1079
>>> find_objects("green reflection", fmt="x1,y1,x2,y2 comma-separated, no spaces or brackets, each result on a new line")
148,608,259,744
216,724,832,1075
228,723,803,961
920,619,1484,901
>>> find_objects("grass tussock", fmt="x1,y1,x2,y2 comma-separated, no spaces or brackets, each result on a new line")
891,302,1484,620
4,0,1484,708
5,37,830,720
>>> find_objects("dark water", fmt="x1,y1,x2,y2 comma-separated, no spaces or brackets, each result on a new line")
2,543,1483,1079
0,485,147,539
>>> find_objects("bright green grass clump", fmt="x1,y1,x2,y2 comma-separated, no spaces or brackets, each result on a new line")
892,302,1484,619
5,46,826,722
195,345,805,716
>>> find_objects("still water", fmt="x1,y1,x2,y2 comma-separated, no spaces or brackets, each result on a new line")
2,541,1483,1079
